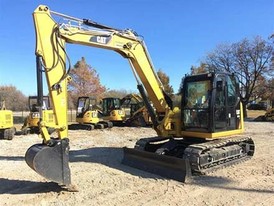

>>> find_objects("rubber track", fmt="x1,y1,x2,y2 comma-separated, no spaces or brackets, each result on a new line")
184,136,255,174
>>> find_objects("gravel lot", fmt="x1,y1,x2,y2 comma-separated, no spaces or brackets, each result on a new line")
0,121,273,206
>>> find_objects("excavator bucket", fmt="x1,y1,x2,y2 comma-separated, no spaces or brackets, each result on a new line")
25,139,71,185
122,147,192,182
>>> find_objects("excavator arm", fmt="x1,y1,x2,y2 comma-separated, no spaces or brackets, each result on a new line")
33,5,178,138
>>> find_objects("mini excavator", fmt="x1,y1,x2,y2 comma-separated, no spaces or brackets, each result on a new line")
21,96,55,134
100,97,126,125
25,5,255,186
68,96,113,130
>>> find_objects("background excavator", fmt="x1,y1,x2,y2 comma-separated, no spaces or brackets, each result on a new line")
69,94,150,130
100,97,126,125
0,100,15,140
253,107,274,122
121,93,152,127
68,96,113,130
21,96,55,134
25,5,255,187
264,108,274,121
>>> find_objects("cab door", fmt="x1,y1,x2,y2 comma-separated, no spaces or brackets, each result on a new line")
213,75,227,131
213,74,240,131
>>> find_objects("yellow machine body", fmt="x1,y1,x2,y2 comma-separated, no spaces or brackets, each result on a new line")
69,96,113,130
76,110,100,124
0,110,13,130
22,110,55,134
0,101,15,140
121,93,152,126
101,109,126,121
22,96,56,134
99,97,126,124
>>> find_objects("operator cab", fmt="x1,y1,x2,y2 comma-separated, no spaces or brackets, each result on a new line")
76,97,97,118
100,97,126,123
101,97,122,116
181,72,241,133
29,96,50,112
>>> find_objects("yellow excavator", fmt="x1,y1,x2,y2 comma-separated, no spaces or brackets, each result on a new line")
121,93,144,118
68,96,113,130
126,105,152,127
254,107,274,122
100,97,126,125
25,5,255,187
0,100,15,140
121,93,152,127
21,96,55,134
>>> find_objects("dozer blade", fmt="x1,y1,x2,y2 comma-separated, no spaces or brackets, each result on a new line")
25,138,71,185
122,147,191,182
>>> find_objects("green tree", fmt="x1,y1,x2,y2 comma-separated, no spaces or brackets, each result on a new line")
68,57,106,107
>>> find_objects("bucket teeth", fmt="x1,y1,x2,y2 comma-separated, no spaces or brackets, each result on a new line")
25,138,71,185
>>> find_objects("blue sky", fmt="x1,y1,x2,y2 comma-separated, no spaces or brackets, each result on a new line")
0,0,273,96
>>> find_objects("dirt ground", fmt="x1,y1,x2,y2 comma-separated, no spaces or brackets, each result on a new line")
0,120,274,206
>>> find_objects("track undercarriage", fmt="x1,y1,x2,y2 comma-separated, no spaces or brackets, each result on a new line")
68,121,113,131
123,136,255,181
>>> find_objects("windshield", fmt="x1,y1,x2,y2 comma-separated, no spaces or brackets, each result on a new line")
182,79,211,131
185,80,211,109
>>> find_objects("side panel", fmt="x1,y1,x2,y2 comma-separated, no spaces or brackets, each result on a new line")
0,110,13,129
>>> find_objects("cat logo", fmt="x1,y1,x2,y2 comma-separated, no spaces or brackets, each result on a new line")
90,36,110,44
97,36,107,44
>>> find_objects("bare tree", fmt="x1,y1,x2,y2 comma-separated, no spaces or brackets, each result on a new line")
0,85,28,111
205,36,273,117
103,89,130,99
190,63,209,75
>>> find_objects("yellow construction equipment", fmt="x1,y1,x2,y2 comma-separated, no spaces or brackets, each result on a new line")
264,108,274,121
68,96,113,130
25,5,255,187
254,107,274,121
0,100,15,140
126,105,152,127
100,97,126,125
121,94,152,127
21,96,55,134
